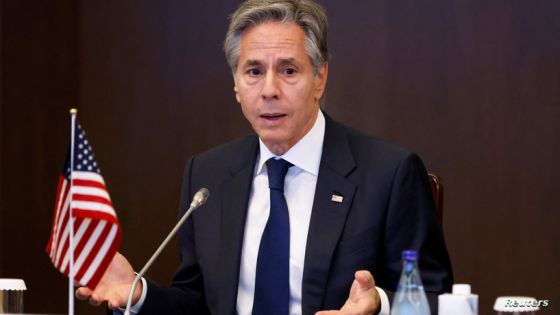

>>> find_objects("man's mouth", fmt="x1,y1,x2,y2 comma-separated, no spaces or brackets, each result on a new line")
260,113,287,121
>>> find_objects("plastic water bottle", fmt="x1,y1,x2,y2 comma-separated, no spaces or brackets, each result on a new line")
390,250,430,315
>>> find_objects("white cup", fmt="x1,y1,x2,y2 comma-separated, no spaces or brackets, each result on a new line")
0,279,26,314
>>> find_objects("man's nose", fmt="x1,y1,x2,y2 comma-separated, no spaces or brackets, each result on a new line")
261,72,280,100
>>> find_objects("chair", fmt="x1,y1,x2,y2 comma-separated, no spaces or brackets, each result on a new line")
427,173,443,223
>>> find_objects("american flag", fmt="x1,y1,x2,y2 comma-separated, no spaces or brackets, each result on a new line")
46,123,122,289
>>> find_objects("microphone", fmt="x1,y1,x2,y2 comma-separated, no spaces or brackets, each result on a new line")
124,188,209,315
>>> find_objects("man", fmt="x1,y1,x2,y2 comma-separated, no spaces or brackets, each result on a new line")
76,0,453,314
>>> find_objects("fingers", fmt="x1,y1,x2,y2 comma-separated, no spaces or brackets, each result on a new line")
88,293,103,306
107,299,122,310
315,311,340,315
75,287,93,300
75,287,109,307
75,287,103,306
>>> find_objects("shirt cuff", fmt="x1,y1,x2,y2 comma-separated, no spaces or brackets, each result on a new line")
375,286,390,315
114,277,148,315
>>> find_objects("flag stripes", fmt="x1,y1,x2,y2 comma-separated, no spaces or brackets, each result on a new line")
46,125,121,290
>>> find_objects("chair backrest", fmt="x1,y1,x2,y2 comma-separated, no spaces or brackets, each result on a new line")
427,173,443,223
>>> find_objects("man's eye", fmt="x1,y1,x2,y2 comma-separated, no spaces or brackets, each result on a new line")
247,68,262,76
283,68,296,75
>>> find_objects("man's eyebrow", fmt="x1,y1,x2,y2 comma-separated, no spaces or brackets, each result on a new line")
243,59,262,67
278,58,296,65
241,58,297,67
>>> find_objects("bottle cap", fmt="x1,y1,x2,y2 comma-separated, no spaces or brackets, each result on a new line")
452,284,471,295
0,279,27,291
494,296,539,312
402,250,418,261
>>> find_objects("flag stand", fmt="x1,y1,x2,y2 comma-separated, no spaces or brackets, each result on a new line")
68,108,77,315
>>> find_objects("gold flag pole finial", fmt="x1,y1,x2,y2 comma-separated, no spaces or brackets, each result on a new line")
69,108,78,115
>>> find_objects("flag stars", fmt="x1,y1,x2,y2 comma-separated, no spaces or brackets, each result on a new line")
70,125,103,174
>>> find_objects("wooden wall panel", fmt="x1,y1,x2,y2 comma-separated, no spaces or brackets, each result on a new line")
0,0,79,313
0,0,3,276
325,1,560,314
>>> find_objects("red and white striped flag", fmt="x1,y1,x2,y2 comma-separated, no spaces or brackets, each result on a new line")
46,123,122,289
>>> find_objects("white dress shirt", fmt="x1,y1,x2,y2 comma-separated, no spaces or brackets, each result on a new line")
236,111,325,315
236,111,389,315
122,111,390,315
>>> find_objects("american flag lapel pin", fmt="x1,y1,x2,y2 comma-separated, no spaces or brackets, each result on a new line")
331,194,344,203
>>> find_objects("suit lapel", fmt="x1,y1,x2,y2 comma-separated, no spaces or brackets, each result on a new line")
212,117,357,314
302,116,357,314
217,137,259,315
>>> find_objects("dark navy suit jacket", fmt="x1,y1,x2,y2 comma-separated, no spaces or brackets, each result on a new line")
139,114,453,315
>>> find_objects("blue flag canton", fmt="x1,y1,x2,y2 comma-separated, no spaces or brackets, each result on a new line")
63,124,100,178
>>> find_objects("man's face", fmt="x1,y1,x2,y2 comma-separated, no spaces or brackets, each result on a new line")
234,22,328,155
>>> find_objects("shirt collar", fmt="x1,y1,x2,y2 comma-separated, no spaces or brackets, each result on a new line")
256,110,325,176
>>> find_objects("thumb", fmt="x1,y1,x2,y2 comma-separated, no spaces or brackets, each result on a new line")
354,270,375,291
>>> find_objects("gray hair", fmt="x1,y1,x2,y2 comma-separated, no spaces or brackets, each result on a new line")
224,0,329,75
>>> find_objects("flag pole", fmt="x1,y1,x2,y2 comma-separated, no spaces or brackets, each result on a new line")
68,108,77,315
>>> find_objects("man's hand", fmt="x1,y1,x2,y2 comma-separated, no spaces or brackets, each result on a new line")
75,252,142,310
315,270,381,315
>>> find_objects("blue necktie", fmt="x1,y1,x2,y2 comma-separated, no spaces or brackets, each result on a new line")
252,158,293,315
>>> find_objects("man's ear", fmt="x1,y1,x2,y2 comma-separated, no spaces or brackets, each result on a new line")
314,63,328,101
234,78,241,103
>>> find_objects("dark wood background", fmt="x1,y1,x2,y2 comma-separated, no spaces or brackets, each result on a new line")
1,1,559,314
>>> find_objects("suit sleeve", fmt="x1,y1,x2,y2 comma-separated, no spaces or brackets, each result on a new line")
381,153,453,313
139,156,210,315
